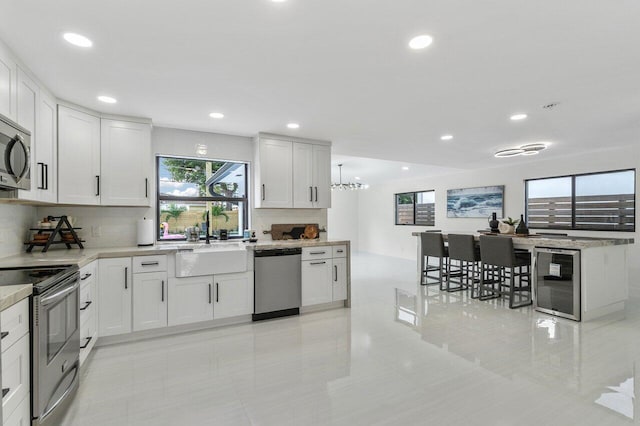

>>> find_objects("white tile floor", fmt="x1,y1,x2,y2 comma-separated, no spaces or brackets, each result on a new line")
61,252,640,425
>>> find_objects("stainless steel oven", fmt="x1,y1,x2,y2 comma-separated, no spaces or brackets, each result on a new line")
0,266,80,425
0,113,31,191
32,267,80,426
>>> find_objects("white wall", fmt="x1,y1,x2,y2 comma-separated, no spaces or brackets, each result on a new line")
328,189,359,251
357,145,640,291
36,126,328,247
0,204,37,257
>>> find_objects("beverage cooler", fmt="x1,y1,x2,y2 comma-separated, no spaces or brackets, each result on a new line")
533,248,581,321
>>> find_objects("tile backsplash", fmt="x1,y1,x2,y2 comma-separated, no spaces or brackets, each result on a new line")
0,203,37,258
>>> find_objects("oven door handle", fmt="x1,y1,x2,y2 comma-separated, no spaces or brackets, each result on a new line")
40,281,80,306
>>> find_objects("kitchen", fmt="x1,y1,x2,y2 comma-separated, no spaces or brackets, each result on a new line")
0,1,640,425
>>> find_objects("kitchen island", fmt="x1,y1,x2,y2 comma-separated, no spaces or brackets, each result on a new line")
412,232,634,321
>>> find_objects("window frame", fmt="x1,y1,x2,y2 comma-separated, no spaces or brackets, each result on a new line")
394,190,436,226
525,168,636,232
156,155,250,241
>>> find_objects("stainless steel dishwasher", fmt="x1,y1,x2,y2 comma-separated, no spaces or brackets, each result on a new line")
253,247,302,321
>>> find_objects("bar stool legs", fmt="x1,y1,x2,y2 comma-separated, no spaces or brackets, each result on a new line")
423,255,449,290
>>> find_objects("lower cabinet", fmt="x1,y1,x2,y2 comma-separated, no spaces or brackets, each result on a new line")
1,315,30,424
133,271,168,331
168,276,214,326
79,261,98,366
214,272,254,319
332,257,348,301
98,257,132,337
3,392,30,426
302,259,333,306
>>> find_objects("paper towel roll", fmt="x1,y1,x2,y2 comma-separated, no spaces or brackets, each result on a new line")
137,218,155,246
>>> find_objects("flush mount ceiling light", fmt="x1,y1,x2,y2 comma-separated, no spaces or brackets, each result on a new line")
332,164,367,191
495,142,551,158
63,32,93,48
408,35,434,50
440,134,453,141
97,95,117,104
510,113,528,121
209,112,224,119
287,123,300,129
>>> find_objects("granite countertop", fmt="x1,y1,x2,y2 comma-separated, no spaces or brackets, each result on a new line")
411,232,634,249
0,239,351,269
0,284,32,311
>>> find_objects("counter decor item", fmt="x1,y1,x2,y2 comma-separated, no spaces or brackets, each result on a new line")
137,217,155,246
516,214,530,235
447,185,504,218
488,212,500,233
263,224,320,240
498,217,519,234
185,226,200,242
25,215,84,252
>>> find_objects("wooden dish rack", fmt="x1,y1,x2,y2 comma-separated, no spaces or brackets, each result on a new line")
25,215,85,253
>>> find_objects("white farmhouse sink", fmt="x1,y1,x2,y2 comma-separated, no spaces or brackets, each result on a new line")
175,244,247,277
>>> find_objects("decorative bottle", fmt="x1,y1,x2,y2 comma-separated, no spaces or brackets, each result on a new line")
516,214,529,235
489,212,500,233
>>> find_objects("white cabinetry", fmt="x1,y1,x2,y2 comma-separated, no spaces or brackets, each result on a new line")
1,298,30,424
302,245,348,306
255,138,293,208
98,257,132,336
168,276,214,326
3,392,29,426
79,261,98,366
35,89,57,203
0,43,17,120
133,259,168,331
15,67,38,201
58,105,101,205
100,119,152,206
256,135,332,209
214,271,253,319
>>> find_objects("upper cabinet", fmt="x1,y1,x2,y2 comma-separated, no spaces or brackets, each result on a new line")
0,43,17,120
255,134,331,209
100,119,151,206
58,106,101,205
35,89,57,203
58,105,152,206
15,66,39,201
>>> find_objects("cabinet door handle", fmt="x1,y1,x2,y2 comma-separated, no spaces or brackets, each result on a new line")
262,184,265,201
315,186,318,202
310,251,326,255
80,301,92,311
209,284,212,304
96,175,100,196
81,273,92,281
124,267,128,289
1,331,8,340
334,265,338,282
145,178,148,198
2,388,9,398
44,163,48,190
310,261,326,265
161,280,165,302
141,261,159,266
80,336,92,349
37,162,45,189
310,186,313,202
336,249,343,253
216,283,219,303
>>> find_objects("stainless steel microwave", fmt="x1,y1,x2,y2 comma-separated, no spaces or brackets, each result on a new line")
0,113,31,190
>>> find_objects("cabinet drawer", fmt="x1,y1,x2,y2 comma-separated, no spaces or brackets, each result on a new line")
1,298,29,353
80,277,96,317
332,245,347,258
302,246,331,261
80,296,95,327
132,255,167,273
4,391,30,426
1,333,30,423
79,260,97,283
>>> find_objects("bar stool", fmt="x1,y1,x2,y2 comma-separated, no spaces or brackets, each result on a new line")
478,235,532,308
446,234,482,296
420,232,449,290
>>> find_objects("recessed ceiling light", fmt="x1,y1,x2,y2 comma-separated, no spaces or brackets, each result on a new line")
209,112,224,119
402,166,409,171
287,123,300,129
440,134,453,141
63,32,93,48
510,113,528,121
494,148,525,158
97,95,117,104
271,0,287,2
408,35,434,50
354,177,361,180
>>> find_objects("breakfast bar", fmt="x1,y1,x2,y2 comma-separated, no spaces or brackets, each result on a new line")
412,232,634,321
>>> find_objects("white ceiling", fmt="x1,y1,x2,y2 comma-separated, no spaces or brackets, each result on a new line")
2,0,639,169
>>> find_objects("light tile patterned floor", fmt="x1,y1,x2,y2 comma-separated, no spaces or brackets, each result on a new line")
61,252,640,425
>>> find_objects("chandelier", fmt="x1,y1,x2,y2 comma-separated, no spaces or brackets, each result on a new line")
331,164,368,191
